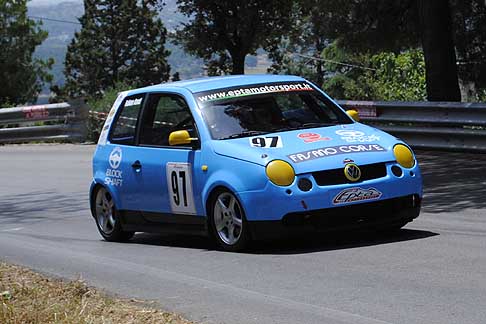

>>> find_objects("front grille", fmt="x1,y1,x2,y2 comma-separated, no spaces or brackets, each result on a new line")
283,194,421,229
312,162,387,186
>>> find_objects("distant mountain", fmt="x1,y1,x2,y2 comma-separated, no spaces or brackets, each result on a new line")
28,0,204,95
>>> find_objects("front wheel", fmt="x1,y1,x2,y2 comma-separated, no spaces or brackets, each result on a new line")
209,190,249,252
93,186,134,242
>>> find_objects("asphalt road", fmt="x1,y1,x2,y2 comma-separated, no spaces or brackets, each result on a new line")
1,144,485,324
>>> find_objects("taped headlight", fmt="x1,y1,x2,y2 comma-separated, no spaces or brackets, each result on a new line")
266,160,295,186
393,144,415,168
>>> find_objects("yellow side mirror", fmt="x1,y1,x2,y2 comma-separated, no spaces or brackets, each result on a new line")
168,130,197,146
346,109,360,122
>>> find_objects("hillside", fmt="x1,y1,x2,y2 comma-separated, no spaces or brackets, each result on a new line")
28,0,204,92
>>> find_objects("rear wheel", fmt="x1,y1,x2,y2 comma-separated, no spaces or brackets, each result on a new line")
209,190,249,252
93,187,134,242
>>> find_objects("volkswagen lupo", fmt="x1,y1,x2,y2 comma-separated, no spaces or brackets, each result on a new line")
90,75,422,251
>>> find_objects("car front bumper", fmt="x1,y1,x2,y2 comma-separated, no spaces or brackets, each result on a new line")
237,161,423,224
247,194,421,240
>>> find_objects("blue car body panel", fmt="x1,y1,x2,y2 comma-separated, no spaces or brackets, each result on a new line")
91,75,422,230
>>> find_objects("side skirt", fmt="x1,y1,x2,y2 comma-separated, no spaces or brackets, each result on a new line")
119,210,208,236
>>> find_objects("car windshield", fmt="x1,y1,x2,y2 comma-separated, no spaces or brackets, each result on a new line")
195,82,353,140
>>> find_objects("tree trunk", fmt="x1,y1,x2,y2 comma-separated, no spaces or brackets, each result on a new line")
231,52,246,75
418,0,461,101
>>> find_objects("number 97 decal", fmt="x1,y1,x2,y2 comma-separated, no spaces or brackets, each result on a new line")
166,162,196,215
249,136,282,148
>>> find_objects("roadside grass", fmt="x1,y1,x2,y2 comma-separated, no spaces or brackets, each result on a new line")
0,262,193,324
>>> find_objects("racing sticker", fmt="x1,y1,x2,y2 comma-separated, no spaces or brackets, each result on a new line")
98,91,129,145
298,132,331,143
287,144,386,163
105,147,123,186
249,136,282,148
333,187,382,205
166,162,196,215
196,82,314,104
335,129,380,143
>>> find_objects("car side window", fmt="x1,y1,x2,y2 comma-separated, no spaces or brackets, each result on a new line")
139,93,197,147
109,94,144,145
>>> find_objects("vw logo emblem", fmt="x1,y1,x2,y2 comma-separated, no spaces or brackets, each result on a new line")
109,147,122,169
344,163,361,182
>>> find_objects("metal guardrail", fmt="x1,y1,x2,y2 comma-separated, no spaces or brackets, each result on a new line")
338,100,486,152
1,98,485,152
0,99,89,144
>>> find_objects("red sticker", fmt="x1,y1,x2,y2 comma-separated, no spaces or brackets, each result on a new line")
298,132,331,143
22,106,49,119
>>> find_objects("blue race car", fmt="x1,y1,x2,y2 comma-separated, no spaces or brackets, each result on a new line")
90,75,422,251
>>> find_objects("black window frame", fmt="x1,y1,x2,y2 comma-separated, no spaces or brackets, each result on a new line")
108,93,146,146
136,92,201,150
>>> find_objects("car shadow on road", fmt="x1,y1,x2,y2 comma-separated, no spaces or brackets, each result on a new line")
416,150,486,213
128,228,438,255
129,233,214,250
247,228,438,255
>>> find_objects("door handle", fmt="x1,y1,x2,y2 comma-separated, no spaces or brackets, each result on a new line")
131,160,142,171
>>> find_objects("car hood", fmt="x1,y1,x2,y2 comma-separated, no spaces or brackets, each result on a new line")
211,123,401,174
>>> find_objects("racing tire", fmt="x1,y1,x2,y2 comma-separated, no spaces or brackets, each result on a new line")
92,186,134,242
209,189,250,252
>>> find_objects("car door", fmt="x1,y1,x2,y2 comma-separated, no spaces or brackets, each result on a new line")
104,93,146,212
134,92,204,224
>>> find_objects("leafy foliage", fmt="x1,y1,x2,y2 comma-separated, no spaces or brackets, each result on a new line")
0,0,53,106
61,0,170,99
323,44,426,101
174,0,293,75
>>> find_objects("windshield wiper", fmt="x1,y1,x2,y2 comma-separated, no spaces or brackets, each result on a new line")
300,122,338,128
274,122,338,133
219,130,269,140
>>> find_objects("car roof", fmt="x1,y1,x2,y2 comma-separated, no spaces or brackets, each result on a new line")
136,74,307,94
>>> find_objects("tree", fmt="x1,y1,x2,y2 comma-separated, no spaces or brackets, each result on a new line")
268,0,330,85
322,43,427,101
62,0,170,98
174,0,293,75
0,0,53,106
269,0,421,89
417,0,460,101
328,0,461,101
450,0,486,101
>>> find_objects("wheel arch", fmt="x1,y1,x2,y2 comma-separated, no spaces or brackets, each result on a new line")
89,181,120,218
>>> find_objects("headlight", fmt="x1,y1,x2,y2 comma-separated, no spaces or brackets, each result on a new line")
393,144,415,168
266,160,295,186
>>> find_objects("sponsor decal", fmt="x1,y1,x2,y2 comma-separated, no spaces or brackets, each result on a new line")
335,129,380,143
125,98,143,107
196,82,314,103
344,163,361,182
109,147,122,169
333,187,382,205
298,132,331,143
287,144,386,163
249,136,282,148
105,147,123,186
